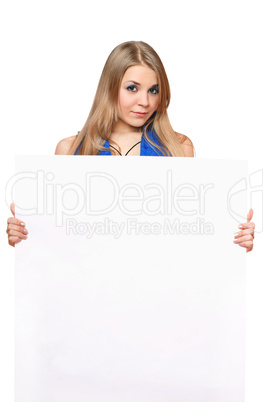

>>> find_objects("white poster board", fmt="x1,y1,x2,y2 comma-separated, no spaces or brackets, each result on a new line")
12,156,247,402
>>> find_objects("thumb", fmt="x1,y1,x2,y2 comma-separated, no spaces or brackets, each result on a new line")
10,202,15,217
247,208,253,222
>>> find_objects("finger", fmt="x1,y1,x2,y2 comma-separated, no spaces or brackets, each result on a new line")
7,228,28,240
6,223,28,235
247,209,253,222
8,236,22,247
234,228,254,238
7,217,26,226
246,243,254,253
233,234,253,244
237,241,253,252
238,221,255,230
10,202,15,217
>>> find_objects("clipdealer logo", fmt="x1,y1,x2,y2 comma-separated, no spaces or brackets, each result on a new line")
6,170,215,238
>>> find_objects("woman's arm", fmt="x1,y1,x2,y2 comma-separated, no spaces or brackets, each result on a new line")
233,209,255,253
176,133,195,157
55,135,77,155
6,136,77,246
175,133,255,252
6,203,28,247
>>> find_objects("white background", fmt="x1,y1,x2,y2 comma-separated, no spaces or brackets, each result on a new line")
0,1,267,401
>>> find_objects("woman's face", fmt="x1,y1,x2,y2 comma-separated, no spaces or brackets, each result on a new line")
117,64,159,129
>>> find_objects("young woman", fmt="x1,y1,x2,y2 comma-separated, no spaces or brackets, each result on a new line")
6,41,255,251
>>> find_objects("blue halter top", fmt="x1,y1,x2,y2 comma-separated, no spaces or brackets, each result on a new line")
74,127,170,156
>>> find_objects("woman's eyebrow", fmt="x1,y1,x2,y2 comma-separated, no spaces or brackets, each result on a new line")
123,80,158,87
123,80,141,85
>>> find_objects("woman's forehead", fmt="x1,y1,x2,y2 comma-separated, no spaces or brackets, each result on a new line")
122,65,158,85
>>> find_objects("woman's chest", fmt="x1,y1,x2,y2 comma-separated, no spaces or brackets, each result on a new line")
109,134,142,156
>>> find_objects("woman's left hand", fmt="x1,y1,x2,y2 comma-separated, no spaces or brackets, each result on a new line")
233,209,255,252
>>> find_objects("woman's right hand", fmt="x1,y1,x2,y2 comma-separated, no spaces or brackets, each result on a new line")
6,203,28,247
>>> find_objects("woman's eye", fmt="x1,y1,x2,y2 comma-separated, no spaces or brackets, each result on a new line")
149,87,159,94
127,85,137,92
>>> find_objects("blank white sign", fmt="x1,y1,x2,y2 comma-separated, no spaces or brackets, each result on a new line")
13,156,247,402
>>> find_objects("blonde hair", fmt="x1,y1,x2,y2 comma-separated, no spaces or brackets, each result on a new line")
69,41,186,156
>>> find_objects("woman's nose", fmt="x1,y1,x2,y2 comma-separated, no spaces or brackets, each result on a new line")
138,91,149,107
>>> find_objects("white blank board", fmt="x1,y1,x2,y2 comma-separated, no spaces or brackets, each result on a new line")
14,156,247,402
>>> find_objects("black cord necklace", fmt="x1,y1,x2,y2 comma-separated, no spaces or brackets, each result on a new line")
109,141,141,156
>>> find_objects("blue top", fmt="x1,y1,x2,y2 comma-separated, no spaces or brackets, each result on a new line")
74,126,171,156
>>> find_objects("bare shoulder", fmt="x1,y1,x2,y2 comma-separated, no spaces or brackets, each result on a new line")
175,132,195,157
55,135,77,155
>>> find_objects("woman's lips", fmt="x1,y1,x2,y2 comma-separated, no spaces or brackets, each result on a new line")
133,112,147,117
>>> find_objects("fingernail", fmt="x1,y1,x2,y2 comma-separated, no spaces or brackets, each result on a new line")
234,232,239,237
23,229,28,234
238,225,243,229
20,222,25,226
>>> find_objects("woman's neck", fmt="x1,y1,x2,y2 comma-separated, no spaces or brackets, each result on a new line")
111,120,142,137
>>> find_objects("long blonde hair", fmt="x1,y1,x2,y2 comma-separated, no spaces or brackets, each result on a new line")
69,41,186,156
